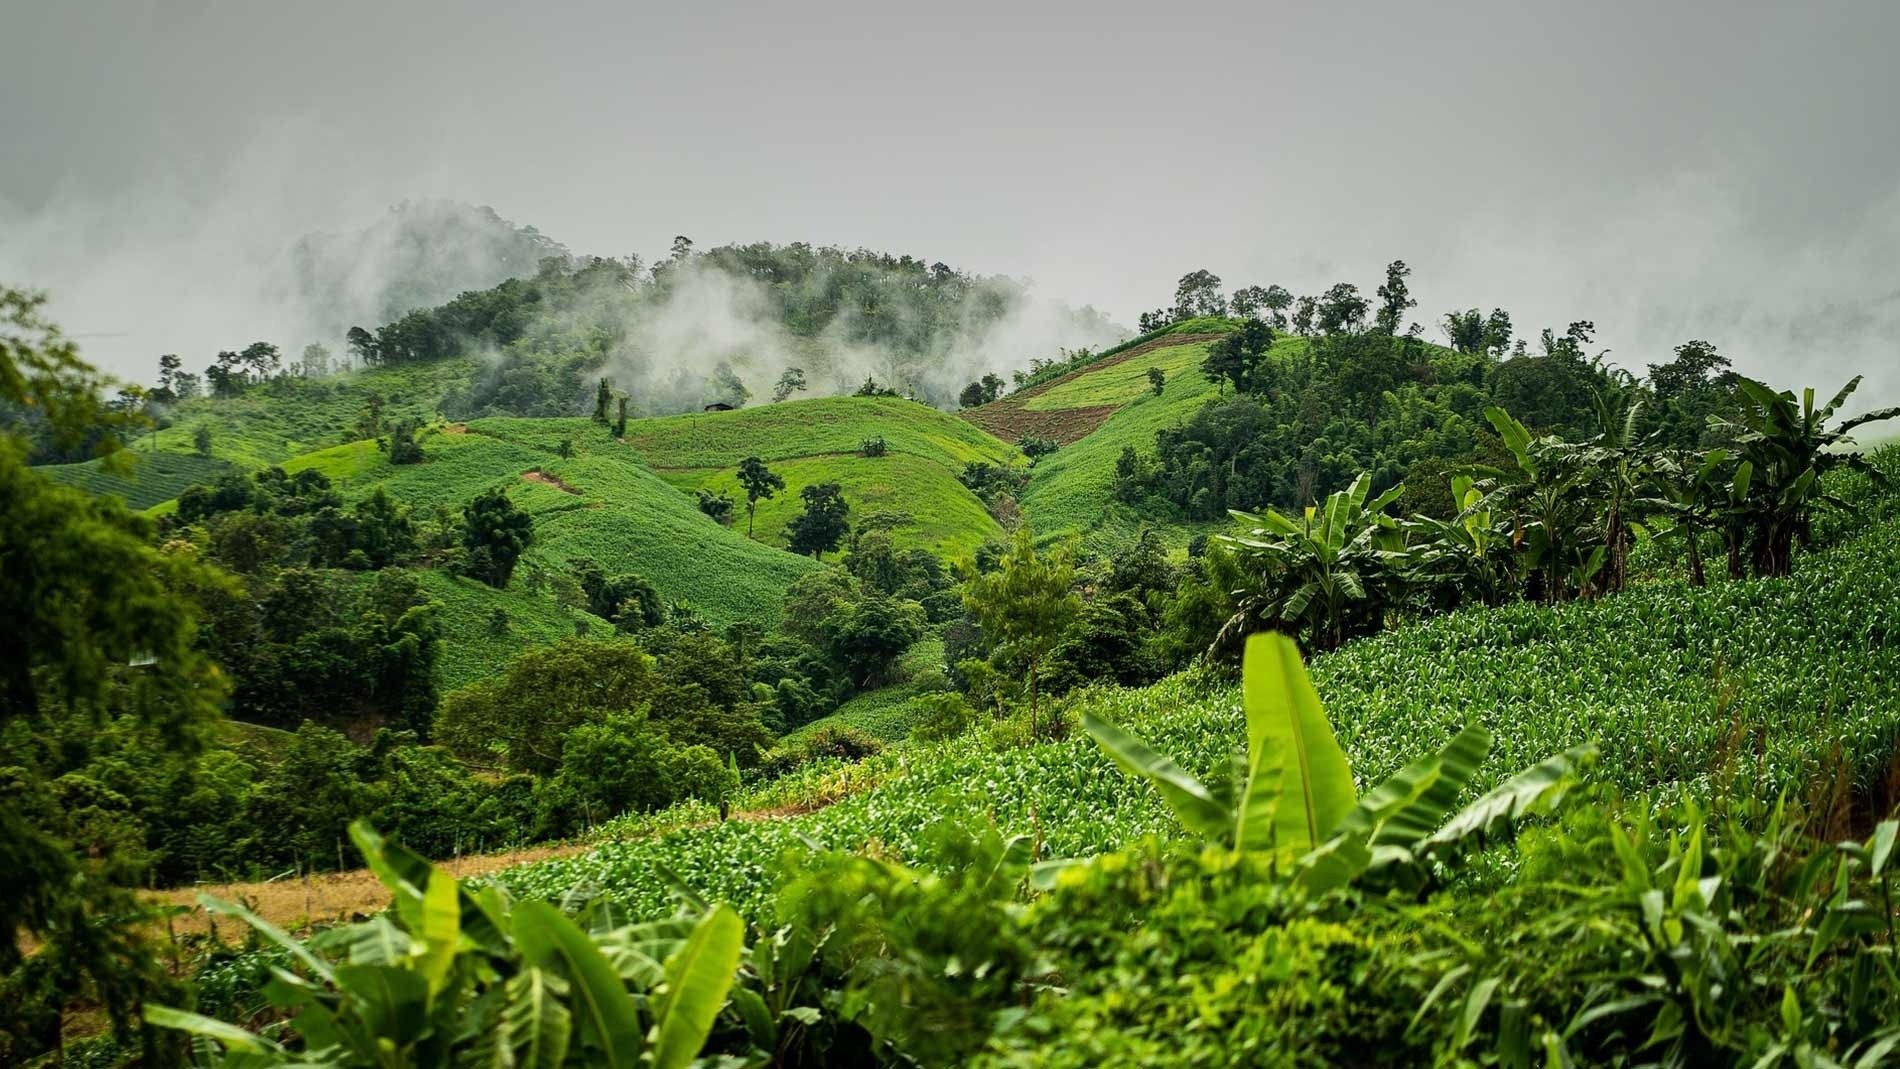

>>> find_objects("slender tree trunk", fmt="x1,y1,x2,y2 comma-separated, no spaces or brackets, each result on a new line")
1027,660,1039,740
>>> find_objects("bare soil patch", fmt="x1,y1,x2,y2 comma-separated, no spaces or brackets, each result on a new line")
522,469,581,494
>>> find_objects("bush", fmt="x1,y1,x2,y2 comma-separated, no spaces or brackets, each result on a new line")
910,692,977,743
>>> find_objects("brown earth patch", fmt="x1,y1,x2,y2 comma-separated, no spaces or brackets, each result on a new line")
959,332,1226,445
522,469,581,494
443,422,468,434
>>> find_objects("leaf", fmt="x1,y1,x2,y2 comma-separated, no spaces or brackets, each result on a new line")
1869,820,1897,877
335,963,431,1048
1083,712,1231,843
650,904,746,1069
416,866,462,998
513,900,646,1068
143,1004,285,1054
1300,727,1491,894
1237,633,1356,851
1425,744,1595,853
199,893,336,984
729,986,776,1049
504,967,573,1069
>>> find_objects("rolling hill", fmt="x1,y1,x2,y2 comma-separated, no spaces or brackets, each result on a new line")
961,318,1247,551
616,395,1018,558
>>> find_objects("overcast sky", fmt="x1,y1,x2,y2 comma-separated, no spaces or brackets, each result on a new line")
4,0,1898,403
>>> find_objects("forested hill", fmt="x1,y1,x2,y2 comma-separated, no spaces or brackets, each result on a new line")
320,238,1122,419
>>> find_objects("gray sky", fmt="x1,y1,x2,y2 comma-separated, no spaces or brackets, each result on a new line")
4,0,1898,405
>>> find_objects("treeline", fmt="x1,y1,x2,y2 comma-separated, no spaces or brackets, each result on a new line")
1113,263,1746,520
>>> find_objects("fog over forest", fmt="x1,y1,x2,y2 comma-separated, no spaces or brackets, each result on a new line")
4,1,1898,402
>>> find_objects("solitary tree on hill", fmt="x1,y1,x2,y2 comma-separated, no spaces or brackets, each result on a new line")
736,455,784,537
787,481,850,559
461,488,534,588
773,366,808,403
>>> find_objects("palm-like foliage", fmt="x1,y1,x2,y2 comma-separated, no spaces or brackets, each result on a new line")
1713,375,1899,576
1460,407,1609,603
1643,447,1743,586
1551,390,1652,594
147,821,745,1068
1217,472,1406,652
1401,475,1518,610
1080,633,1593,895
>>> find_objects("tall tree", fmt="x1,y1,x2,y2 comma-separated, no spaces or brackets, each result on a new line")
960,528,1080,735
772,366,808,403
460,488,534,588
1373,260,1415,335
1202,318,1274,394
1316,283,1369,335
2,287,224,1061
736,455,784,537
1172,269,1226,319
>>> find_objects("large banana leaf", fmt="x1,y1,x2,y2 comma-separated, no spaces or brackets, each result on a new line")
503,967,573,1069
1082,712,1230,843
142,1005,285,1056
1424,743,1596,853
650,904,746,1069
1299,726,1491,894
513,900,647,1069
1237,633,1356,851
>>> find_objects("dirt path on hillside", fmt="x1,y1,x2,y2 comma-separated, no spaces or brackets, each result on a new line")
522,469,582,494
960,332,1226,445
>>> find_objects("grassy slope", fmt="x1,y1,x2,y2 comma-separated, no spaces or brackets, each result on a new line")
500,510,1900,918
136,359,480,469
1018,338,1313,552
277,422,821,656
615,396,1014,558
38,450,238,511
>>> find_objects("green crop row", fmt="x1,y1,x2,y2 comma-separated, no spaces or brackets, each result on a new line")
495,510,1900,924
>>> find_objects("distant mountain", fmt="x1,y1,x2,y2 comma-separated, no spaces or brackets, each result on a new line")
282,199,568,340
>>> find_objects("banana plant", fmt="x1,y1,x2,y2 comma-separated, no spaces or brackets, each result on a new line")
1401,475,1518,610
1082,633,1593,895
146,821,745,1068
1216,472,1407,653
1460,406,1609,603
1713,375,1899,577
1642,447,1736,586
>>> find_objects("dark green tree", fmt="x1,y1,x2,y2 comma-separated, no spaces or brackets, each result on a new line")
1373,260,1415,335
459,487,533,588
773,366,808,403
787,481,851,559
736,455,784,537
1172,269,1226,319
1147,366,1166,396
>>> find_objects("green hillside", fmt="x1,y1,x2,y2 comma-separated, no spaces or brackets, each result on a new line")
279,421,824,630
38,449,238,510
502,499,1900,921
136,358,480,468
616,396,1017,558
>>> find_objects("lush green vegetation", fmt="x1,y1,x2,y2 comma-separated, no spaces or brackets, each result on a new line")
38,449,237,509
11,240,1900,1068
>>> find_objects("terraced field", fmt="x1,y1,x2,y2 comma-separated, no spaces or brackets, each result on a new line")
38,449,237,510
